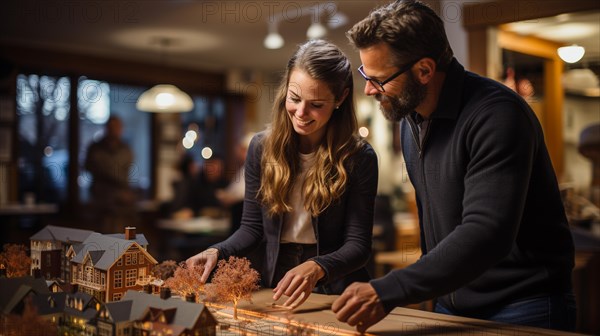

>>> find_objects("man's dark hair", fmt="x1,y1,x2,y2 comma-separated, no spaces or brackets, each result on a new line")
347,0,453,71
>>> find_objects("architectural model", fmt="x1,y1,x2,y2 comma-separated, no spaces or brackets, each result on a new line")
1,226,331,335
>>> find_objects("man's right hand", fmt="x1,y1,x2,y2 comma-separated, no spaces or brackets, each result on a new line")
331,282,388,333
186,248,219,283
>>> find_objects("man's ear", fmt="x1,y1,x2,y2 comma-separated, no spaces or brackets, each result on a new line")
415,58,436,84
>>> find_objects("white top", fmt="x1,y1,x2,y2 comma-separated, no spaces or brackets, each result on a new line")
281,152,318,244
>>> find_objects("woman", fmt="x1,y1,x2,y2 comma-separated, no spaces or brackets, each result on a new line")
187,39,378,308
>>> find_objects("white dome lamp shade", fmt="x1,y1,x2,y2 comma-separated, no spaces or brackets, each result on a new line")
264,32,284,49
306,21,327,40
557,45,585,64
136,84,194,113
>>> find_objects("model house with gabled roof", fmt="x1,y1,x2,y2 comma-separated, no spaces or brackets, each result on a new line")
62,291,102,335
94,289,217,336
30,225,150,283
0,276,51,316
67,228,157,303
30,225,94,281
0,276,65,332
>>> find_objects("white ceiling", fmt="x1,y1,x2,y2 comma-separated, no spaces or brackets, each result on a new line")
1,1,598,74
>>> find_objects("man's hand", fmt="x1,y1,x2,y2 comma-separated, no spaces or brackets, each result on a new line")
185,248,219,283
272,261,325,308
331,282,387,333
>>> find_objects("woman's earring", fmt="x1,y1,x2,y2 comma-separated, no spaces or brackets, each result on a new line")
335,105,340,110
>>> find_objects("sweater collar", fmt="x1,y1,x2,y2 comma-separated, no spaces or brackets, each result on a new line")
429,57,465,120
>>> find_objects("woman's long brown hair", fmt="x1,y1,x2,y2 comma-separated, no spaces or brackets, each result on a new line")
258,39,362,217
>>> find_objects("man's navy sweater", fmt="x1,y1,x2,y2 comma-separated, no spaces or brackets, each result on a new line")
370,58,574,316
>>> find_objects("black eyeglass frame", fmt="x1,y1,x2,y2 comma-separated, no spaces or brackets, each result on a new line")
358,60,419,92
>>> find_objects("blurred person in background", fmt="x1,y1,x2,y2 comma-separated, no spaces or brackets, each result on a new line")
85,115,137,233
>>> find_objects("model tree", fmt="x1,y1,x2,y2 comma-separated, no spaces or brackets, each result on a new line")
152,260,178,280
164,262,206,302
0,244,32,278
209,256,260,319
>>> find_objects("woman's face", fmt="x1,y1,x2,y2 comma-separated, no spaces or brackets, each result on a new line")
286,69,337,152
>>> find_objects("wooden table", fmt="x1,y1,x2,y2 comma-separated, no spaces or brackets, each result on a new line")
223,289,582,335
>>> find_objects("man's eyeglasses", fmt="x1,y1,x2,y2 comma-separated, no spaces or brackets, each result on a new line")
358,60,419,93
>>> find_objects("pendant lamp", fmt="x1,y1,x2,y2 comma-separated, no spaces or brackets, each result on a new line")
136,84,194,113
136,37,194,113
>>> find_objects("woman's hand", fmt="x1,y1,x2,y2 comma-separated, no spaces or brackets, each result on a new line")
272,260,325,308
186,248,219,283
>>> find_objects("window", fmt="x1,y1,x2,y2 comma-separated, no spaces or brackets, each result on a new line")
78,80,151,202
117,257,122,266
125,269,137,287
131,253,137,265
16,74,70,204
139,255,144,265
114,270,122,288
15,74,152,207
85,266,93,282
125,253,131,265
101,272,105,286
112,293,122,301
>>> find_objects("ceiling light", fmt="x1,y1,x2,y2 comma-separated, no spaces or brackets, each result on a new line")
264,31,284,49
307,22,327,40
264,3,345,49
136,84,194,113
136,37,194,113
557,45,585,63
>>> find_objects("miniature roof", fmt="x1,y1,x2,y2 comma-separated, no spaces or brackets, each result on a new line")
87,250,104,265
106,233,149,246
30,225,93,243
0,277,50,314
64,292,99,320
70,243,86,255
31,292,66,316
122,290,211,329
104,300,134,323
70,233,137,270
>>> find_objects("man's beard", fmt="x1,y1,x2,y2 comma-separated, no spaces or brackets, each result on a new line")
376,71,427,122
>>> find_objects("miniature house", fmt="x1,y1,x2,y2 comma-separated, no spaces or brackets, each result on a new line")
30,225,94,281
0,276,65,332
62,291,102,335
30,225,149,282
95,290,217,336
67,229,157,303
